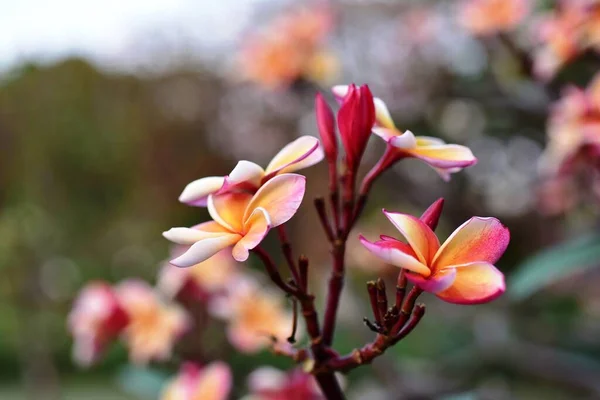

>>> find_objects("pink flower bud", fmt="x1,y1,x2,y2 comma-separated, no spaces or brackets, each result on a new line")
315,92,337,164
420,198,445,231
337,84,375,172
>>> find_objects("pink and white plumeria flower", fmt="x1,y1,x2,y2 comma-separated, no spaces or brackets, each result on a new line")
210,276,295,353
332,85,477,181
68,281,129,366
178,136,322,207
116,280,190,364
163,173,306,267
360,208,509,305
161,362,232,400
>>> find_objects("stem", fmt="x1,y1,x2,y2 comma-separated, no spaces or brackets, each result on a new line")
366,281,381,325
314,197,335,243
298,255,309,293
315,373,346,400
252,247,298,296
375,278,388,324
321,239,345,345
391,286,423,335
277,226,301,285
395,270,407,309
288,297,298,344
353,145,403,224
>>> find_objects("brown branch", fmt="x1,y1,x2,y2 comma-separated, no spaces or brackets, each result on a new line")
251,246,298,296
288,297,298,344
298,255,309,293
376,278,388,324
366,281,381,325
323,304,426,373
277,226,301,285
395,270,407,309
314,197,335,243
321,239,345,345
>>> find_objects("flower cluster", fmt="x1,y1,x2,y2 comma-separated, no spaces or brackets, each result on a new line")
238,6,338,89
71,80,510,399
540,72,600,174
533,0,600,80
459,0,530,36
68,280,189,366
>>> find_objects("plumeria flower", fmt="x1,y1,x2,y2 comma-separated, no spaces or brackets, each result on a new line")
161,362,232,400
360,208,509,304
116,280,190,364
540,73,600,173
332,85,476,181
164,173,306,267
157,248,239,302
245,367,323,400
179,136,322,207
237,6,337,88
210,276,295,353
459,0,530,36
68,282,129,366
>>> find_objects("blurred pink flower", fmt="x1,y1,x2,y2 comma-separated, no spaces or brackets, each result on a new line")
237,7,338,88
161,362,232,400
540,73,600,173
360,205,509,305
163,173,306,266
247,367,323,400
157,248,239,302
533,1,600,79
211,276,294,353
459,0,530,36
116,280,190,365
68,281,129,366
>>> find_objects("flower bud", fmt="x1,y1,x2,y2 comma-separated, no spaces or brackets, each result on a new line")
315,92,337,164
337,84,375,172
420,198,445,231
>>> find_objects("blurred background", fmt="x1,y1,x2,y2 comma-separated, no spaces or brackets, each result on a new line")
2,0,600,399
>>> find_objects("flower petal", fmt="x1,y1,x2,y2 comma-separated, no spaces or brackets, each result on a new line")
383,210,440,264
208,192,253,233
416,136,446,146
406,268,456,293
359,235,430,276
408,144,477,168
331,84,349,102
170,234,241,268
218,161,264,194
433,217,509,269
420,198,445,231
232,208,272,261
243,174,306,227
435,262,505,305
179,176,225,207
163,222,231,245
373,97,396,129
264,136,323,178
389,130,418,149
372,127,401,142
191,361,233,400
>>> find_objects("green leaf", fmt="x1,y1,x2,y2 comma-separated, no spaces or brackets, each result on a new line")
509,232,600,301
